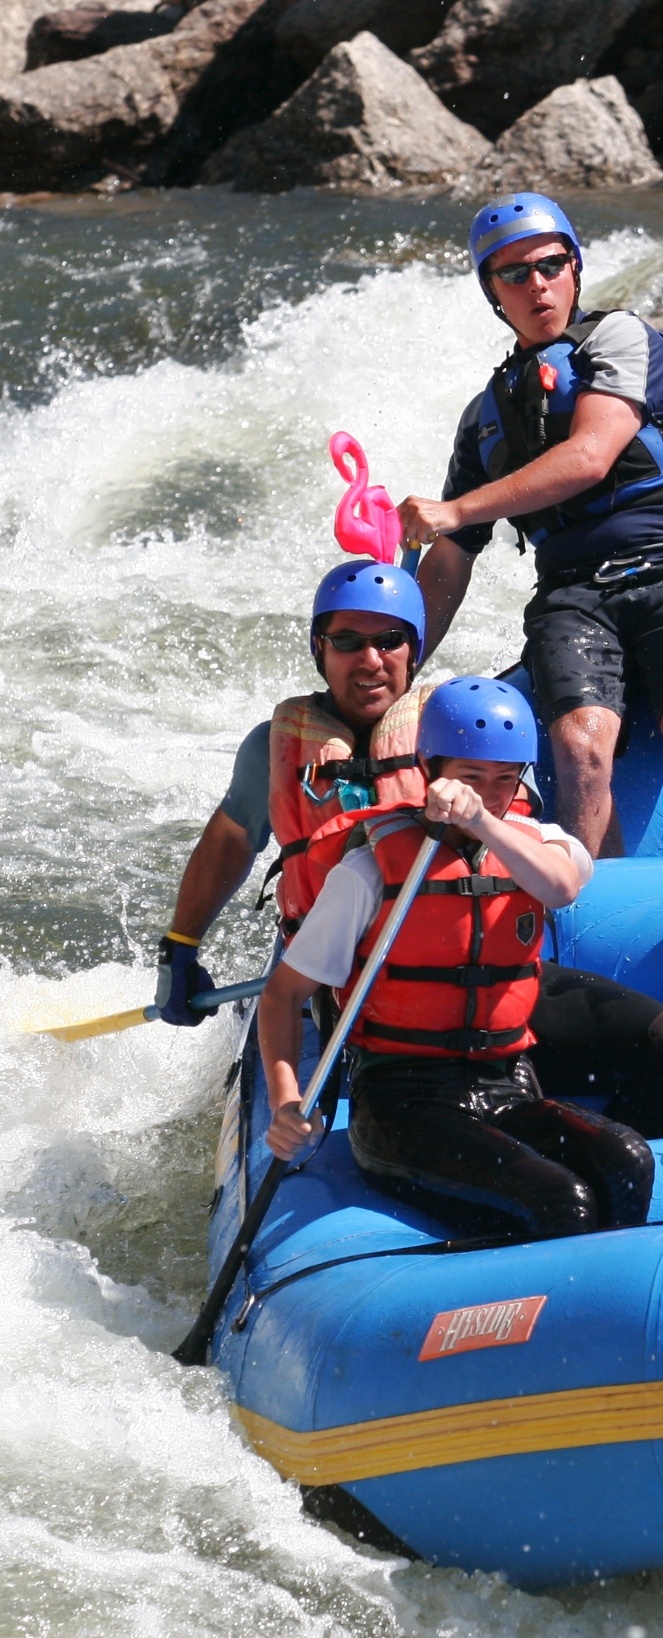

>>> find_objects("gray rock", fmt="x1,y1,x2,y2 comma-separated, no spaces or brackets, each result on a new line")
411,0,645,139
462,74,663,192
0,0,302,191
1,1,72,76
275,0,448,75
0,0,168,76
25,5,185,72
206,29,491,191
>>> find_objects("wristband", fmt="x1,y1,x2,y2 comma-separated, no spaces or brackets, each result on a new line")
166,930,200,947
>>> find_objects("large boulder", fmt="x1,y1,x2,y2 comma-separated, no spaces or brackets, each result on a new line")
410,0,645,139
205,30,491,191
462,75,663,192
1,1,71,76
0,0,303,192
275,0,448,74
595,0,663,157
25,4,184,72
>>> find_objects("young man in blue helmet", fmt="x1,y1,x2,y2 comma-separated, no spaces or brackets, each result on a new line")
399,192,663,861
258,677,654,1240
155,561,431,1023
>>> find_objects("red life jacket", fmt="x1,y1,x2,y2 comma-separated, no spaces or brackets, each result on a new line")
333,804,544,1061
268,687,431,933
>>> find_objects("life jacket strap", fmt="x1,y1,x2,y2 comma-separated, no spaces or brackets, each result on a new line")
280,915,304,939
382,873,517,900
254,837,308,912
362,1021,525,1052
382,961,538,987
297,752,417,783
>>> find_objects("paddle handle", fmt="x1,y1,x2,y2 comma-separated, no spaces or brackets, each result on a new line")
173,828,441,1366
142,977,268,1024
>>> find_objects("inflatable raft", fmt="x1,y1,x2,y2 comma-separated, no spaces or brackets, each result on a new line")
510,664,663,1002
208,685,663,1587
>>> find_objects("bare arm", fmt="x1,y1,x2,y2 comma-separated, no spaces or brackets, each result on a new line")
415,535,475,663
398,391,643,544
258,962,323,1161
170,808,255,941
425,779,580,908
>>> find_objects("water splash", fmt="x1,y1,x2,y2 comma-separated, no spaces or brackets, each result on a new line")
0,201,661,1635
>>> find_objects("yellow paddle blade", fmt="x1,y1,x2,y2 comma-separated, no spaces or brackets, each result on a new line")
21,1004,154,1043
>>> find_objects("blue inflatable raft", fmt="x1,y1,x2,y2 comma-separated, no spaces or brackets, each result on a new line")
510,664,663,1001
209,684,663,1588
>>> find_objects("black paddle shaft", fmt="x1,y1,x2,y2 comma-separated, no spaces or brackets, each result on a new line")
172,1157,287,1366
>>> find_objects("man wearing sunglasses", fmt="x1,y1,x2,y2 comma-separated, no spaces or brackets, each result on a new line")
154,559,432,1026
152,546,663,1139
399,190,663,862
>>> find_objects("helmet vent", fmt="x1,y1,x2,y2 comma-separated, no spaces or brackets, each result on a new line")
347,574,357,582
375,575,384,584
416,675,537,764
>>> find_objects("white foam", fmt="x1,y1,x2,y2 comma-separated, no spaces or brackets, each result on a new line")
0,220,660,1635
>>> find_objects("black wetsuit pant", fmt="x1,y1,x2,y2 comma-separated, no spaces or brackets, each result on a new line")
348,1054,654,1242
532,962,663,1137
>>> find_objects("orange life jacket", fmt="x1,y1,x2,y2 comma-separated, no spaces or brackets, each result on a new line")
268,687,431,933
332,804,544,1061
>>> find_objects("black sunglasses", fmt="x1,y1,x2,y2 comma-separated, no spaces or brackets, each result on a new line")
489,252,574,287
320,629,410,654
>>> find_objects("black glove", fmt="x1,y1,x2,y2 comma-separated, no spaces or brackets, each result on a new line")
155,935,218,1027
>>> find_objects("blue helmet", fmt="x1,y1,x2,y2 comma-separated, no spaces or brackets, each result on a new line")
469,192,583,292
417,676,538,765
310,559,426,665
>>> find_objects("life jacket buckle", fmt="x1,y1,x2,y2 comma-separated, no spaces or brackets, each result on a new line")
458,875,495,896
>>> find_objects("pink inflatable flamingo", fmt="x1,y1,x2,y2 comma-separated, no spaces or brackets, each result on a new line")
329,431,401,564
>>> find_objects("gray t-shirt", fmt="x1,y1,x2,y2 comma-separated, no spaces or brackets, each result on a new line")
219,719,271,854
443,309,663,570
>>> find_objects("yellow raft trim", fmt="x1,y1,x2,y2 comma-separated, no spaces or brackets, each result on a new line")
236,1379,663,1485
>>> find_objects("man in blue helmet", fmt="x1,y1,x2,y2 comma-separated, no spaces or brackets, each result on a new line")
154,553,663,1138
258,676,653,1240
154,560,430,1025
399,192,663,861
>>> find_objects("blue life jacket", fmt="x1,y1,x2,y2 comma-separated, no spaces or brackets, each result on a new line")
477,312,663,549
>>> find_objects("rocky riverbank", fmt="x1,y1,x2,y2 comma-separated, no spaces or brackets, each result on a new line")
0,0,662,197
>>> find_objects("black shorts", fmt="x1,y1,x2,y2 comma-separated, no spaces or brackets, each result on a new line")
522,575,663,727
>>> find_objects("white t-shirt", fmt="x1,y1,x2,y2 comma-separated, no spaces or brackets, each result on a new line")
282,823,593,991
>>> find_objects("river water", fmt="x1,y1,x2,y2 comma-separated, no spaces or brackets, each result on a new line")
1,181,663,1637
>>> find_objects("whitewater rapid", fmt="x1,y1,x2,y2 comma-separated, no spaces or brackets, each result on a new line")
0,192,661,1635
